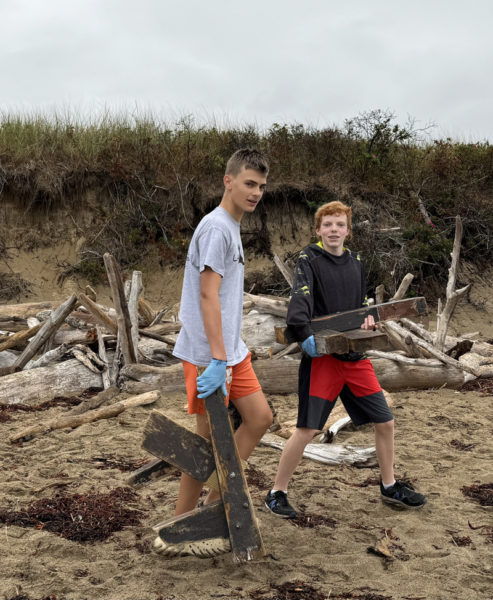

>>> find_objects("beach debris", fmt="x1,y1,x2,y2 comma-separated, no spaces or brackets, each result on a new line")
147,388,264,563
10,390,159,443
249,580,328,600
461,483,493,507
0,487,143,542
260,432,377,467
290,506,336,530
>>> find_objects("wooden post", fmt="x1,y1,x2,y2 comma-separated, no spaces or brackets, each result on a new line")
272,253,294,288
103,253,137,364
204,390,264,562
435,216,470,352
128,271,143,363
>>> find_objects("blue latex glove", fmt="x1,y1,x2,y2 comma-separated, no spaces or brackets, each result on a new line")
301,335,323,358
197,359,228,398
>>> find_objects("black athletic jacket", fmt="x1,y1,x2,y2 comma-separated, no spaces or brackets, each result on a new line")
285,242,367,344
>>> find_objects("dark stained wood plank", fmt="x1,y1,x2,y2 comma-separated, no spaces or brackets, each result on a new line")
311,298,428,333
204,390,264,562
142,410,215,481
344,328,391,352
153,500,229,544
126,457,170,487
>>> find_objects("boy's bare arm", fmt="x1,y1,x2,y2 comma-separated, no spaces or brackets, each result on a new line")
200,267,227,361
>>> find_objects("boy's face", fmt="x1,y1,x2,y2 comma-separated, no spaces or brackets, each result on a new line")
224,167,267,216
316,212,349,256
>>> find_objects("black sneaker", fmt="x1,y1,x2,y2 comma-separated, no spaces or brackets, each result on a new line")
380,480,427,509
264,491,297,518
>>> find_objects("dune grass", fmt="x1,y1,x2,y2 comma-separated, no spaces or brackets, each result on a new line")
0,109,492,295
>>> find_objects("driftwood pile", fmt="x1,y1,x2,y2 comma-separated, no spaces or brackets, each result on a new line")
1,216,492,456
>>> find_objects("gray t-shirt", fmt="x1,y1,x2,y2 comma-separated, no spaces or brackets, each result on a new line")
173,206,248,367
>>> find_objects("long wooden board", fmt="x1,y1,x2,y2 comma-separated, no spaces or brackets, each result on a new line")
278,298,428,344
204,390,264,562
126,457,170,487
311,297,428,333
142,411,215,482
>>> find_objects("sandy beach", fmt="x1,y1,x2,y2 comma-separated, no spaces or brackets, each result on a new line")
0,357,492,600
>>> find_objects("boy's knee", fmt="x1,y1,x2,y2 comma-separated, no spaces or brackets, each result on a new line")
295,427,319,442
375,419,394,433
259,406,274,430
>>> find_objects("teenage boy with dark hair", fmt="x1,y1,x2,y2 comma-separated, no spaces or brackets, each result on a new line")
171,148,273,520
265,201,426,518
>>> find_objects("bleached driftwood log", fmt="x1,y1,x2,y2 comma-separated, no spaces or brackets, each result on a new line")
243,292,289,318
66,386,119,416
119,355,470,395
383,320,477,376
260,432,377,467
53,327,98,347
0,323,42,352
272,342,299,360
459,352,493,377
13,295,78,371
435,216,471,352
10,390,159,443
375,285,385,305
77,292,118,334
128,271,143,363
0,301,59,331
273,252,294,287
103,253,137,364
319,416,353,443
25,345,69,370
0,359,103,405
241,312,286,354
138,297,156,327
119,363,185,394
365,350,443,367
97,325,111,389
391,273,414,301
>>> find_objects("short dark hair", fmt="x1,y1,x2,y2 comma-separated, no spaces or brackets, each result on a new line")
225,148,269,176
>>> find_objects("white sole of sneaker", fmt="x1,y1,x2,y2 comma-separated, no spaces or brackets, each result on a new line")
264,501,297,519
153,535,231,558
381,496,426,510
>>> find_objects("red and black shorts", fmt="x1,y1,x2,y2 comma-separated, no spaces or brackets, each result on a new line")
297,354,393,430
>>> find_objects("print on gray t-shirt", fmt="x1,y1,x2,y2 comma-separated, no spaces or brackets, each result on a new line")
173,206,248,367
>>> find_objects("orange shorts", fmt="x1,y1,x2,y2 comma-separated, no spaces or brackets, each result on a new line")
183,352,262,415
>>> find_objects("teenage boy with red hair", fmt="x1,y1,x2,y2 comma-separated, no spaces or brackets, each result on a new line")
265,201,426,518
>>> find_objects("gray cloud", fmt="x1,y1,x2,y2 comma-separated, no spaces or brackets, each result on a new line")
0,0,491,140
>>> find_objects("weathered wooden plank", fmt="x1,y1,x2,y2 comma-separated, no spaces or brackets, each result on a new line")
277,326,391,354
126,457,170,487
310,297,428,333
204,390,264,562
142,411,215,482
153,501,229,544
342,328,391,352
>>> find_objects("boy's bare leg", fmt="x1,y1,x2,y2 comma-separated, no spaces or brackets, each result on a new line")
273,427,318,491
204,390,273,505
374,419,395,485
174,414,212,516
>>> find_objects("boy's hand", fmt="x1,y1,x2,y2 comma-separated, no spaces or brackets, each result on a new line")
361,315,377,330
301,335,323,358
196,359,227,398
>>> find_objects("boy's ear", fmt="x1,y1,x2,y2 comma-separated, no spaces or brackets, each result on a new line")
223,174,233,189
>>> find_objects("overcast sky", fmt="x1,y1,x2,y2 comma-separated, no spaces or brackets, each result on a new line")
1,0,492,141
